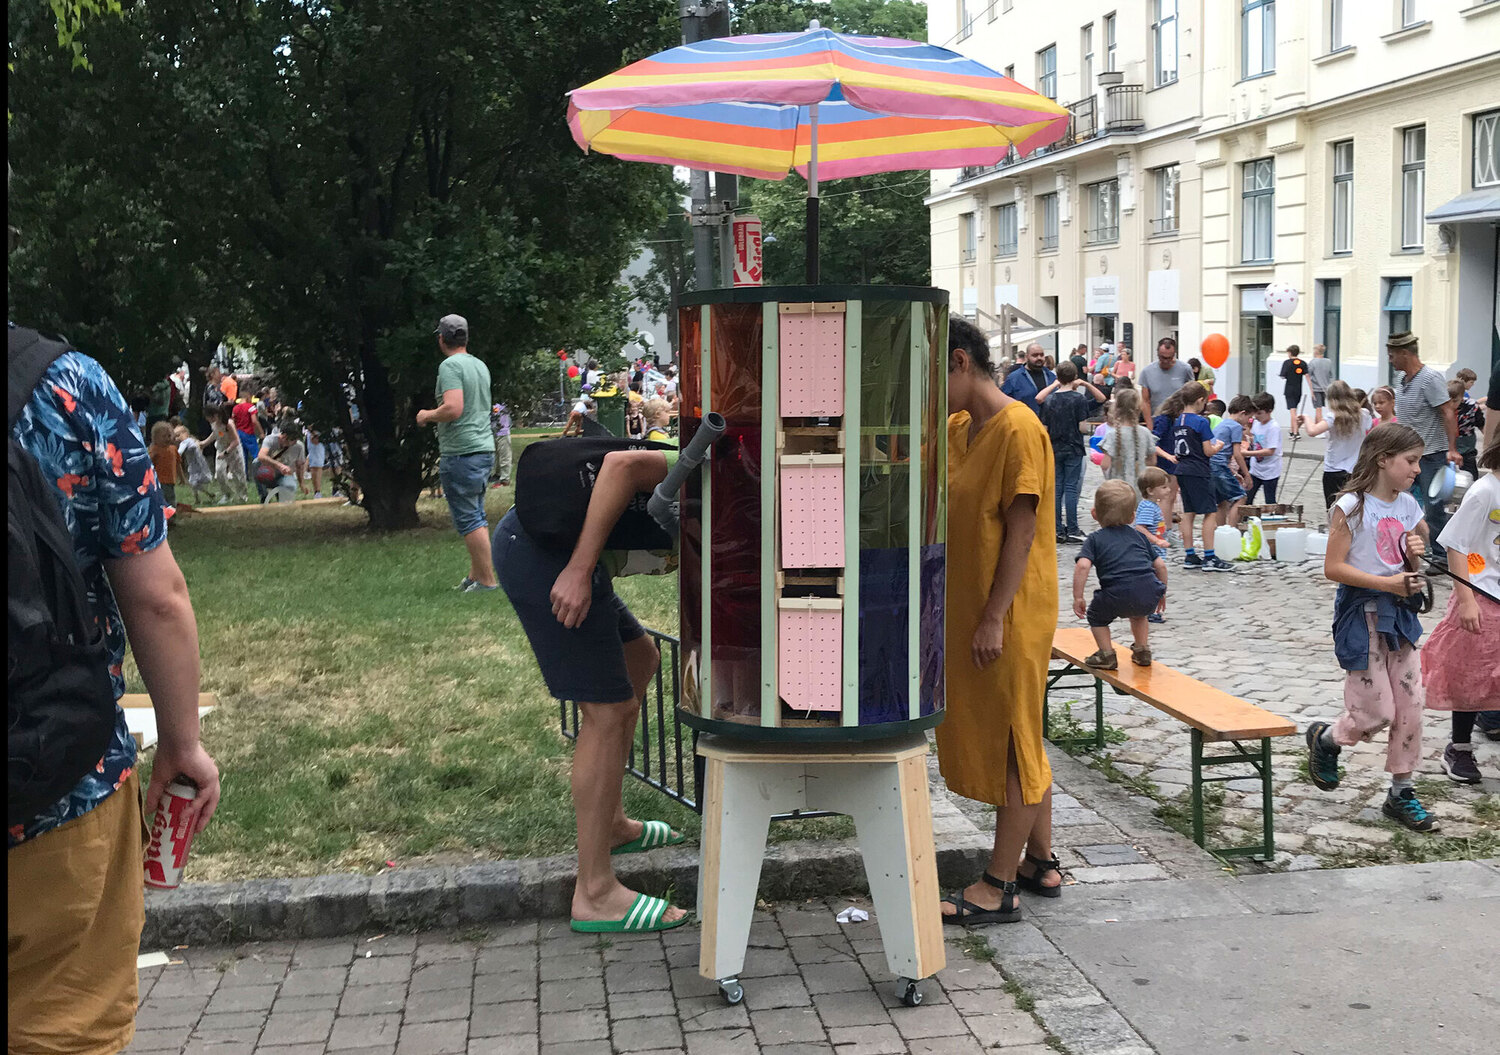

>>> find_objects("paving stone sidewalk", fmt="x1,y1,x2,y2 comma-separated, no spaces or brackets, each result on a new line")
1041,453,1499,870
126,903,1068,1055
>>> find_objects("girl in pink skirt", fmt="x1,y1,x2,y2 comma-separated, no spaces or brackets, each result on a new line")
1422,436,1500,784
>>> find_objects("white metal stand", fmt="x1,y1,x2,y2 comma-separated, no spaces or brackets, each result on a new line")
695,732,945,1007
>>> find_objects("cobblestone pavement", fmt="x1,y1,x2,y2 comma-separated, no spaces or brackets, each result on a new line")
1022,450,1500,870
125,907,1071,1055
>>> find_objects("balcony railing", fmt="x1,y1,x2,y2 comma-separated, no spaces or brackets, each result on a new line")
1084,224,1119,245
956,82,1145,185
1038,231,1059,251
1150,215,1179,236
993,240,1018,258
961,248,977,263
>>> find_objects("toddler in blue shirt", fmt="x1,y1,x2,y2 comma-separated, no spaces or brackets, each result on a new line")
1074,480,1170,670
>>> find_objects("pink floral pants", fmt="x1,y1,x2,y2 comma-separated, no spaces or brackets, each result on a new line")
1331,613,1423,775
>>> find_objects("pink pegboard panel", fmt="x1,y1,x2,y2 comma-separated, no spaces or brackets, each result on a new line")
779,304,845,417
780,454,845,569
778,600,843,713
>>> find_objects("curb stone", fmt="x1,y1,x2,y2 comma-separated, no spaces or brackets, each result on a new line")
144,832,995,947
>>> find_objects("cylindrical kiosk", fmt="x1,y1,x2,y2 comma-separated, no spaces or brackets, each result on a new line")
676,285,947,739
676,285,948,1008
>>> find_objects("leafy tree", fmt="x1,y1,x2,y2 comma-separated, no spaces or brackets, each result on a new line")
628,186,695,360
8,0,681,529
729,0,931,287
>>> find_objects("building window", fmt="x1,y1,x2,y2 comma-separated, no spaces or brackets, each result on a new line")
1004,64,1015,81
960,212,977,263
992,203,1018,257
1401,0,1421,28
1152,165,1179,235
1243,0,1275,79
1383,278,1412,382
1401,125,1425,250
1331,140,1354,255
1241,158,1275,264
1475,110,1500,188
1152,0,1179,87
958,0,977,40
1104,13,1117,72
1329,0,1348,51
1038,193,1059,250
1239,286,1274,395
1037,45,1057,100
1317,280,1342,371
988,0,998,22
1085,180,1119,245
1081,24,1094,95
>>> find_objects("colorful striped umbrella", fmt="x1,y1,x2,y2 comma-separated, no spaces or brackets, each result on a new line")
567,23,1070,280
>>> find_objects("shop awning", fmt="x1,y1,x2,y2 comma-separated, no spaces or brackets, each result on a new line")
1426,188,1500,225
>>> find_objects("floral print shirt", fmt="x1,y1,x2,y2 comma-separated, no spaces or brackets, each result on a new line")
8,337,168,848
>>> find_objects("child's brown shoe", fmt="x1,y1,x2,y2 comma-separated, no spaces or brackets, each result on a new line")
1083,649,1118,670
1131,643,1152,666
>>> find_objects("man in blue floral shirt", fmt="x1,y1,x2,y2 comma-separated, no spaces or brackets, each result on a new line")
8,326,221,1054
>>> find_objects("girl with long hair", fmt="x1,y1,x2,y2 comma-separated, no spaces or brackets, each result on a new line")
1421,436,1500,783
1301,379,1373,508
1099,388,1158,497
1306,423,1437,832
1371,385,1397,426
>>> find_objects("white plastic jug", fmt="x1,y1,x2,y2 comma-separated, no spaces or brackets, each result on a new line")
1305,532,1328,557
1213,524,1241,557
1276,527,1309,563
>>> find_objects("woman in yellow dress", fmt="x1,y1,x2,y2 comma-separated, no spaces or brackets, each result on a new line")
939,317,1062,924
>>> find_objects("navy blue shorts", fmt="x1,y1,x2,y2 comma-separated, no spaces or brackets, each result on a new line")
493,510,646,703
1176,474,1217,515
1086,577,1167,627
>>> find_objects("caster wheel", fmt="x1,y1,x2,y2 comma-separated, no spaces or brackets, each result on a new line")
719,980,744,1006
898,978,924,1007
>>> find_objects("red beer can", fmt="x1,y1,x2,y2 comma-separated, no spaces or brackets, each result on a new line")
144,777,198,890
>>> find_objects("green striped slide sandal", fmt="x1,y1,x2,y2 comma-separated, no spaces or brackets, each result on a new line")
610,819,684,856
570,893,689,934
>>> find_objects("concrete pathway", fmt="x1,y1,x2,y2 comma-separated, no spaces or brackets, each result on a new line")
126,858,1499,1055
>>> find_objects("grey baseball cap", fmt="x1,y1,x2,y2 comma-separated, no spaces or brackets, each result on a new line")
435,314,468,343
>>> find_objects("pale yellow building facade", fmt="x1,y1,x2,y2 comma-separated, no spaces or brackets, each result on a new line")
928,1,1500,407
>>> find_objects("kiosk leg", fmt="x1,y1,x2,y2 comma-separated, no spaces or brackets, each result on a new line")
697,758,782,986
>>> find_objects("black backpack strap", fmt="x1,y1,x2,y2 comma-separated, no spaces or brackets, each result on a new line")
8,326,70,428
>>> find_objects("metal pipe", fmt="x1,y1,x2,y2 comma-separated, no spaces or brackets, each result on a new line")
648,411,727,540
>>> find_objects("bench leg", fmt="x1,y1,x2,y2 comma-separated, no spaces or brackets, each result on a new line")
1093,676,1105,752
1259,737,1274,860
1190,729,1205,848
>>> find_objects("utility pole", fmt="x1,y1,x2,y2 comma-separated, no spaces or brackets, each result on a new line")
681,1,738,290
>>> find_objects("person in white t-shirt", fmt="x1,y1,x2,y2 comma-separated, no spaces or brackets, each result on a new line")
1420,436,1500,783
1306,422,1437,833
1301,380,1373,509
1243,392,1283,505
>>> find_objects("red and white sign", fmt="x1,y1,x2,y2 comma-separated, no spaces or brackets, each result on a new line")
732,214,763,287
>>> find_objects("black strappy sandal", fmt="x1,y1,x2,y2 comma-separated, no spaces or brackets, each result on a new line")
941,872,1022,926
1016,853,1064,899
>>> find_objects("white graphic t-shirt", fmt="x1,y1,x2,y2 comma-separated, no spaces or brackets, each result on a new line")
1437,471,1500,601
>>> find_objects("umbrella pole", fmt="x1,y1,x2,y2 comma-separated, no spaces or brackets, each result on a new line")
806,102,820,284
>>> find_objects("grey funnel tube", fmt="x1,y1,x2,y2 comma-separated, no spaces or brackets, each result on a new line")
649,412,726,541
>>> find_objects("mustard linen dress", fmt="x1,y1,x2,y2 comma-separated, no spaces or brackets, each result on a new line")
936,404,1058,807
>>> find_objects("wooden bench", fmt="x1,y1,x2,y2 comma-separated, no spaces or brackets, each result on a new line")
1047,627,1297,861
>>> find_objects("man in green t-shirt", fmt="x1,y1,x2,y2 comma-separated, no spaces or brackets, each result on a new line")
417,314,498,592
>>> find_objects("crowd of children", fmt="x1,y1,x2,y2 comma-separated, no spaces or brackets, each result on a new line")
1058,364,1497,828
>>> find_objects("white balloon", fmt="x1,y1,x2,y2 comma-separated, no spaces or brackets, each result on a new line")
1264,281,1299,319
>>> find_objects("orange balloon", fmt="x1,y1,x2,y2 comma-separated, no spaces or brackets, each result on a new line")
1201,333,1230,370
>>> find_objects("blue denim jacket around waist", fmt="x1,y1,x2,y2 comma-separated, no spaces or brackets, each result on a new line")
1331,585,1422,672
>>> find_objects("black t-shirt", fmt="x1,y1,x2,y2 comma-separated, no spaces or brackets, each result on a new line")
1280,357,1308,398
1488,367,1500,414
1027,366,1048,391
1070,354,1089,376
1040,389,1095,456
1078,525,1159,588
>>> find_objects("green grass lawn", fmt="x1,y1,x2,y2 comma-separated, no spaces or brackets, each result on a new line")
142,485,705,881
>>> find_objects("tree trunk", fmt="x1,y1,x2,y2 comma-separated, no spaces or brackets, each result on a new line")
359,457,423,530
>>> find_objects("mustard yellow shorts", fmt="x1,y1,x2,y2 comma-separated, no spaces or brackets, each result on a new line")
8,772,147,1055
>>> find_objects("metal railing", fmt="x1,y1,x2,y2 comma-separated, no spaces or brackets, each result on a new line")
1150,215,1179,236
1084,224,1118,245
993,240,1018,258
961,248,977,263
1038,232,1059,250
558,628,834,820
954,83,1144,186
